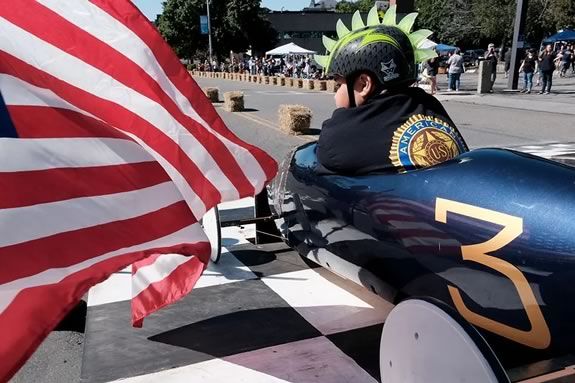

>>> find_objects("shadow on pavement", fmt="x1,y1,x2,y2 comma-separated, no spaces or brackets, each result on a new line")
55,300,87,333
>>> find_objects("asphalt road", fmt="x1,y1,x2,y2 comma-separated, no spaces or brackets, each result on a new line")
195,73,575,151
11,73,575,383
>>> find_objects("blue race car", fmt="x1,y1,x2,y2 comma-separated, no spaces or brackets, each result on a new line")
205,142,575,382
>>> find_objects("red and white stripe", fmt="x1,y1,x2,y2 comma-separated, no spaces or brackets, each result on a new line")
369,197,462,254
0,0,277,380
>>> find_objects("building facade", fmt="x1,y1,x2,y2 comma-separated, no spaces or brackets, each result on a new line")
263,11,360,54
262,0,412,55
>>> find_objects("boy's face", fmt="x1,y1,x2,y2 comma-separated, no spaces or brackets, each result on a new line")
334,77,351,108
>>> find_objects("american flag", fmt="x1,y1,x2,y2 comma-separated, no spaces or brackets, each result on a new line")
0,0,277,380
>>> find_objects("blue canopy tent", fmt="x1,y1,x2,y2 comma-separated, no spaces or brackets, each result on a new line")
435,43,458,53
543,29,575,43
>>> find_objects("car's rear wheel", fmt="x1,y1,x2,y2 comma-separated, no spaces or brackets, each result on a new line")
380,298,509,383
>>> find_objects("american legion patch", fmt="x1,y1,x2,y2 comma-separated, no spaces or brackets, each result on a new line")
389,114,467,171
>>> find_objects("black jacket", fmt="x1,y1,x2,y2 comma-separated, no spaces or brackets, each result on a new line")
317,87,468,175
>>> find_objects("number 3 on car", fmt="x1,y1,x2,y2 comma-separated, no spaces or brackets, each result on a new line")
435,198,551,349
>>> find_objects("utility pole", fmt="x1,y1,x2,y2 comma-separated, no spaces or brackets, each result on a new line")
206,0,213,67
508,0,529,90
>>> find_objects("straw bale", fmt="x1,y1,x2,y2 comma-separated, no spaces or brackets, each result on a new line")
203,87,219,102
224,91,244,112
278,104,312,135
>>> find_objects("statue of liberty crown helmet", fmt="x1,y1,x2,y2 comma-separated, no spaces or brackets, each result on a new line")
314,5,437,89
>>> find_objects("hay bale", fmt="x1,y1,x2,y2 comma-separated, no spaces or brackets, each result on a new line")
224,91,244,112
278,104,312,135
326,80,340,93
264,76,270,84
294,78,303,88
271,77,278,85
202,87,219,102
317,80,327,91
252,75,259,83
278,77,286,86
258,76,264,84
303,79,314,90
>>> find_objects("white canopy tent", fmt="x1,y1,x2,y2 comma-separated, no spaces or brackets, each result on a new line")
265,42,316,56
420,39,437,49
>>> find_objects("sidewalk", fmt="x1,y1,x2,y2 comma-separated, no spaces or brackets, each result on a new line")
431,72,575,115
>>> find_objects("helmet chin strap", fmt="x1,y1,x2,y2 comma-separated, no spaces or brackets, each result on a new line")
346,76,357,108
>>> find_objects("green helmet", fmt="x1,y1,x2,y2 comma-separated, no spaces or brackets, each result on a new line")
315,5,437,89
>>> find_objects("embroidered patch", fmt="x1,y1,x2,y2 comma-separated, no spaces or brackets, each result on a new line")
389,114,466,171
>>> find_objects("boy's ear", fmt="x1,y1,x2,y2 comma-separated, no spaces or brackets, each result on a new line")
355,73,376,97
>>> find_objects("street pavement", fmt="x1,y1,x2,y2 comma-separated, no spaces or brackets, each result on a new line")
195,73,575,151
10,71,575,382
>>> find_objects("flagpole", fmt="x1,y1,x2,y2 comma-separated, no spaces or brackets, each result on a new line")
207,0,213,68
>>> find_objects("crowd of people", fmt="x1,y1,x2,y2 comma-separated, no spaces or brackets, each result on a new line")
196,55,327,79
420,42,575,95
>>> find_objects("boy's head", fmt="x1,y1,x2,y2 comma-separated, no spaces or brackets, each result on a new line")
315,5,437,108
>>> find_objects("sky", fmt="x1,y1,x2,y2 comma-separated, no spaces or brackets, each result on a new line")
132,0,311,20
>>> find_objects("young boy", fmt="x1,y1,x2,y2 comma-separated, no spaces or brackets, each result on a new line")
314,5,468,175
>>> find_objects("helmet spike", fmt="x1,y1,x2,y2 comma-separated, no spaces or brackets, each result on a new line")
314,54,329,68
336,19,350,39
381,4,397,26
351,10,365,30
415,48,438,63
409,29,433,48
398,12,418,34
322,35,337,53
366,5,380,26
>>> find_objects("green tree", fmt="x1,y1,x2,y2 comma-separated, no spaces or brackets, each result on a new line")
335,0,377,13
472,0,516,45
416,0,480,46
157,0,277,61
544,0,575,31
157,0,202,60
416,0,575,49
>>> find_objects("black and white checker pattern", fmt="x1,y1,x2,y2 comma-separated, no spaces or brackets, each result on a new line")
82,197,392,383
510,142,575,167
81,144,575,383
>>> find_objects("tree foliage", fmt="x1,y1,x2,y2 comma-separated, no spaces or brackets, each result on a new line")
415,0,575,48
157,0,277,60
335,0,378,13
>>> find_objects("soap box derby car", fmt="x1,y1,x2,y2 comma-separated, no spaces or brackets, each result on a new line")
204,142,575,382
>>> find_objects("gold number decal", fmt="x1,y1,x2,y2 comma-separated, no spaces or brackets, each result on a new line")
435,198,550,349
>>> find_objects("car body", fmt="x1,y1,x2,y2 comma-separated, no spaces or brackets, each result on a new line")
267,142,575,370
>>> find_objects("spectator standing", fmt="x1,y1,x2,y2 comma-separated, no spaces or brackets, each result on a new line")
425,55,439,95
518,49,537,94
446,48,464,91
560,47,572,77
539,44,556,94
485,43,498,92
504,49,512,78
